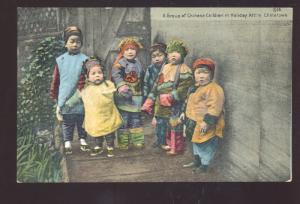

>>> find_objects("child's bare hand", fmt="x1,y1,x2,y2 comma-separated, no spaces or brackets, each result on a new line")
159,93,173,106
151,117,157,127
56,106,63,121
200,121,208,134
77,89,82,97
179,113,185,123
118,85,129,93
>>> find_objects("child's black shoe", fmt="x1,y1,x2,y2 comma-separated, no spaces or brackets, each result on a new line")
183,155,201,168
79,139,91,152
183,161,198,168
90,147,104,156
134,143,144,149
107,147,114,158
80,144,91,152
65,147,72,155
192,165,209,173
64,141,72,155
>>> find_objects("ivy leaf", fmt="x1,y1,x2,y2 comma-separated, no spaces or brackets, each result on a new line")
38,71,44,77
18,36,64,139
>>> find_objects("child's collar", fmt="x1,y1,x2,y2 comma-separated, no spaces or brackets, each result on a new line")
87,80,104,86
125,58,136,63
195,81,212,87
153,62,165,69
68,51,80,56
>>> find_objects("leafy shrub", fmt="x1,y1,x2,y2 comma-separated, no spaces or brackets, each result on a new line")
17,36,66,182
17,36,66,132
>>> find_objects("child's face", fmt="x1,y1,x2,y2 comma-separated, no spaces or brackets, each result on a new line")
65,35,82,54
194,68,211,86
167,51,182,65
123,48,137,60
151,50,166,67
88,66,104,85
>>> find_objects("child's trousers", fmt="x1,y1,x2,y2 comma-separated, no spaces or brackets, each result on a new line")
166,122,185,153
155,116,168,146
192,136,219,166
62,114,87,142
90,133,115,148
118,110,144,149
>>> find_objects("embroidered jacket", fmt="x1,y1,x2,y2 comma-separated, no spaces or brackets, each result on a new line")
185,82,225,143
148,63,193,118
143,63,164,101
111,57,144,112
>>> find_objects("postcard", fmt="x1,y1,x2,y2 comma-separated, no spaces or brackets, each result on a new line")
17,7,292,183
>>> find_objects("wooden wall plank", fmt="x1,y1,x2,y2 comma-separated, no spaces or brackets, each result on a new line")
125,8,145,22
97,8,127,60
93,8,102,57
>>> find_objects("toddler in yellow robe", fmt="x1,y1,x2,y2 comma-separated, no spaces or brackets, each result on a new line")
65,56,123,157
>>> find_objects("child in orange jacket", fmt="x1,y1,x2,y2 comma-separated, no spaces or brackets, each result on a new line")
181,58,225,172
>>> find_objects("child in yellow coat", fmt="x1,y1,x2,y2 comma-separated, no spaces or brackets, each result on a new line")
65,56,123,157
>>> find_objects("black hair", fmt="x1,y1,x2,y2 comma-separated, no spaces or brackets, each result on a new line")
149,43,167,56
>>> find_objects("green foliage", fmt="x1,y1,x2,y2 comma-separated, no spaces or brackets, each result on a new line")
17,36,66,182
17,36,66,131
17,130,62,182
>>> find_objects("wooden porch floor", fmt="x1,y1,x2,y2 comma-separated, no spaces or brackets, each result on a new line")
65,118,231,182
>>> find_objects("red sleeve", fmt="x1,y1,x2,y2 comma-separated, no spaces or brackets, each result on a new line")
77,72,86,91
50,64,60,100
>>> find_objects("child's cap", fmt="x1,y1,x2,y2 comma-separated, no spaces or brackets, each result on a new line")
83,56,103,76
166,40,188,58
192,58,216,78
149,43,167,54
118,37,143,54
63,26,83,44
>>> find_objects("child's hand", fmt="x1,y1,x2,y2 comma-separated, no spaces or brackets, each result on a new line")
179,113,185,123
200,121,208,134
77,89,82,97
159,93,173,106
56,106,63,121
65,89,82,109
141,98,154,115
151,117,157,127
118,85,132,99
118,85,129,93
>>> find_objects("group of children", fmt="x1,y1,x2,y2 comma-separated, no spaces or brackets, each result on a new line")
49,26,225,172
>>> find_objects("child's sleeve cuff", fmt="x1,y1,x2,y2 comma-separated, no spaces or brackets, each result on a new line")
203,114,218,125
171,90,179,101
147,93,155,100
